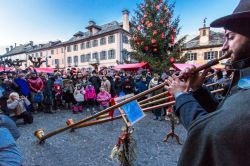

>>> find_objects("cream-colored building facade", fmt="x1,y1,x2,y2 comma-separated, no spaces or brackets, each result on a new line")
27,10,132,70
183,26,227,68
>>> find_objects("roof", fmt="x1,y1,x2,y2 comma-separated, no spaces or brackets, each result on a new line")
1,43,33,57
184,30,224,49
63,21,125,45
28,40,62,53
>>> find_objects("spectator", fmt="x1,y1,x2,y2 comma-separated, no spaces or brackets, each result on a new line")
27,72,44,113
7,92,33,124
96,87,111,111
101,76,111,93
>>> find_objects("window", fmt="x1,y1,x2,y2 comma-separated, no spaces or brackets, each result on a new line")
32,54,34,57
80,43,85,50
86,54,91,62
122,35,128,44
108,49,116,59
67,56,72,65
73,55,78,66
67,46,71,52
86,41,91,48
204,51,218,60
219,51,223,58
100,37,106,45
61,48,64,53
51,50,54,55
35,53,38,57
100,51,107,60
80,54,85,62
73,45,78,51
92,52,99,60
185,53,197,61
92,40,98,47
122,49,129,61
203,30,206,36
55,59,59,65
40,52,43,57
108,35,115,43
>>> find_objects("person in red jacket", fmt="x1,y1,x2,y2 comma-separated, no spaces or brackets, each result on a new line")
27,72,44,113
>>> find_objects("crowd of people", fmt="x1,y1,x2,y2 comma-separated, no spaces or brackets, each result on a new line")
0,65,232,124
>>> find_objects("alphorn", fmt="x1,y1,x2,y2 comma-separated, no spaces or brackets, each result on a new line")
94,87,224,121
35,51,231,143
138,91,169,104
75,88,224,129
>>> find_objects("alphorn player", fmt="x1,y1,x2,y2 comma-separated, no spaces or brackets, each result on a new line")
166,0,250,165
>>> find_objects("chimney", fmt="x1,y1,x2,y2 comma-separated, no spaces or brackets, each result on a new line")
10,46,13,50
6,48,10,53
15,43,17,47
122,10,130,32
30,41,33,46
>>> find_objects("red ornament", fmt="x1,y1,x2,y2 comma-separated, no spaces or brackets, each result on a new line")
156,5,160,10
161,33,165,39
141,19,145,24
170,57,175,63
137,26,141,31
159,19,164,24
153,30,157,35
144,13,148,18
166,22,169,28
151,39,156,44
144,46,149,51
171,35,175,44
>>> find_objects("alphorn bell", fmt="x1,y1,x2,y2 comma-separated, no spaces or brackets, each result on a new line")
34,51,231,143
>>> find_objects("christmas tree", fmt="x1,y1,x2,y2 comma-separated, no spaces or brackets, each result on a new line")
130,0,186,72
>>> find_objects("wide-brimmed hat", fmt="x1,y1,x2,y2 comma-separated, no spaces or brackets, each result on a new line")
211,0,250,27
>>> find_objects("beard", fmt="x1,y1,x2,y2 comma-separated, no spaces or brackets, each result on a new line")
231,40,250,69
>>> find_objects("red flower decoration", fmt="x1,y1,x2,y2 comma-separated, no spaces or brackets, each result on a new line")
161,33,165,39
141,19,145,24
159,19,164,24
137,26,142,31
144,46,149,51
170,57,175,63
156,5,160,10
151,39,156,44
153,30,157,35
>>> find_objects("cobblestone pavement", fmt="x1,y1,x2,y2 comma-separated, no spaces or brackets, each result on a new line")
17,109,187,166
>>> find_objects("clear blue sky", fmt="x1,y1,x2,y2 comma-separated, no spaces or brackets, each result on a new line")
0,0,239,54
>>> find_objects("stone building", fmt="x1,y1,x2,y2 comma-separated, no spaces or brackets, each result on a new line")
1,10,132,70
182,25,227,68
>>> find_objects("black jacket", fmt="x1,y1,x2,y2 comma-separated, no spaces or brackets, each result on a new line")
175,67,250,166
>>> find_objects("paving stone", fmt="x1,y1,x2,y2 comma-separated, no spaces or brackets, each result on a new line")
17,110,187,166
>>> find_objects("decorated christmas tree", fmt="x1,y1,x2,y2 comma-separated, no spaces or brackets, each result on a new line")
130,0,186,72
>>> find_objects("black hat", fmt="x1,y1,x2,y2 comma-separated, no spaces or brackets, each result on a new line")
211,0,250,27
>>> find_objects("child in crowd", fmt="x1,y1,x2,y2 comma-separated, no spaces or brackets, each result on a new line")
7,92,33,124
84,83,96,114
73,84,85,114
96,87,111,111
62,79,74,110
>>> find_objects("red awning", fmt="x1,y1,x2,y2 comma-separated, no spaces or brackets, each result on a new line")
35,67,54,73
114,62,150,71
0,67,14,72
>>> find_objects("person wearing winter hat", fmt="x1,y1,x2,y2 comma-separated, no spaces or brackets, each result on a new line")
166,0,250,165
